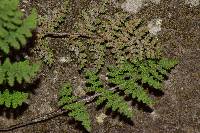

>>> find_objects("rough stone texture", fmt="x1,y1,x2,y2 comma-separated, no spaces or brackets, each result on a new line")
121,0,161,13
121,0,144,13
0,0,200,133
148,18,162,35
185,0,199,7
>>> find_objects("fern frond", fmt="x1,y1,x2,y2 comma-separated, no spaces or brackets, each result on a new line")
0,0,37,54
68,6,162,71
108,65,154,105
58,83,91,132
107,58,178,105
58,83,77,106
63,102,91,132
0,89,28,108
0,58,40,86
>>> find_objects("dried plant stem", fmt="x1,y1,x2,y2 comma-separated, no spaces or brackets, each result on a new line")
0,109,66,132
44,32,99,39
44,25,198,40
0,86,118,132
77,86,118,103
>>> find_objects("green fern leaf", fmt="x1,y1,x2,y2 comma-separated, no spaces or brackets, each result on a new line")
0,0,37,54
158,58,178,70
0,58,40,86
0,89,28,108
108,58,178,106
64,102,91,132
85,70,134,118
58,82,91,132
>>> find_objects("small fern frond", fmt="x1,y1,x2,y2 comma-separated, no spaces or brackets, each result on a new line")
107,58,178,105
58,83,91,132
63,102,91,132
0,89,28,108
58,83,77,106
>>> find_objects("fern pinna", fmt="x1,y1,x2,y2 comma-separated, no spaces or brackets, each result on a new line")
107,58,178,105
0,89,28,108
0,58,40,86
84,70,134,118
58,83,91,132
0,0,40,108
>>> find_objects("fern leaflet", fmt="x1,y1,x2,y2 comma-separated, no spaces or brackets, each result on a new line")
0,89,28,108
85,70,134,118
58,83,91,132
0,58,40,86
